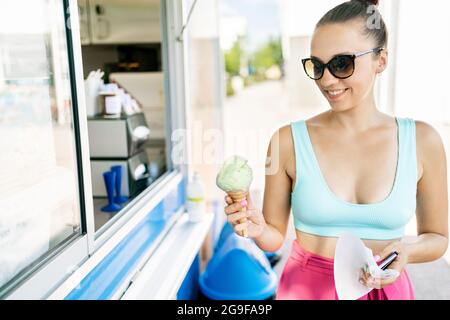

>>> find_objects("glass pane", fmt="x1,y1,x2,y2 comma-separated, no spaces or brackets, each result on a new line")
79,0,170,232
0,0,82,291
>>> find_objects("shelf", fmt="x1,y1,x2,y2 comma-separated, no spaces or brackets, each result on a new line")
121,212,214,300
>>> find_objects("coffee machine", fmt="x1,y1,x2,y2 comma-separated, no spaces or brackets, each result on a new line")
88,112,153,198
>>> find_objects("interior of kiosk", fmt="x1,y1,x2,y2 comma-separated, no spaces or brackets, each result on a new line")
79,0,168,232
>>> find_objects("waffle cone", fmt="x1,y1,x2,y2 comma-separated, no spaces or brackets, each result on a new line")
227,190,249,237
227,190,248,202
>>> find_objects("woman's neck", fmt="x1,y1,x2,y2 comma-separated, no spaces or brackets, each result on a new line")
326,98,388,133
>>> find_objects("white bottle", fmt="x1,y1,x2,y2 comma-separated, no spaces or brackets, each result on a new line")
186,172,206,222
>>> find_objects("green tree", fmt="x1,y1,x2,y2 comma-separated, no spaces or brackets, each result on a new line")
249,37,283,74
224,40,243,75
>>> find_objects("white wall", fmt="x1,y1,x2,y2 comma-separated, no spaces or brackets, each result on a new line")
393,0,450,123
280,0,343,38
390,0,450,262
187,0,220,39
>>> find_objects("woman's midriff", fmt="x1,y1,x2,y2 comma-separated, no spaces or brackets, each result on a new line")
295,229,400,259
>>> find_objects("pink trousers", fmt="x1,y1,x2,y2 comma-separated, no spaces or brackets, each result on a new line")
276,240,415,300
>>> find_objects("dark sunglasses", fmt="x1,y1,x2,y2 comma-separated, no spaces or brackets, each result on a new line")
301,47,384,80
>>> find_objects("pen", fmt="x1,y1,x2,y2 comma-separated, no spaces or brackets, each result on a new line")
379,251,399,270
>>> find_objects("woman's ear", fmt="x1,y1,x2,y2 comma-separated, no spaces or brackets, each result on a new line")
376,49,388,74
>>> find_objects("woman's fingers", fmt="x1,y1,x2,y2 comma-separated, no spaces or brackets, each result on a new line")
224,202,243,214
360,268,376,286
227,211,249,225
234,221,249,234
245,193,253,208
359,267,400,289
225,196,233,205
375,272,400,287
225,194,253,208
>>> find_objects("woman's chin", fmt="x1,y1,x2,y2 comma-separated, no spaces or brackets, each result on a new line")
328,101,352,112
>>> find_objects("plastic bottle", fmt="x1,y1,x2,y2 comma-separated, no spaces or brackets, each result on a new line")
186,172,206,222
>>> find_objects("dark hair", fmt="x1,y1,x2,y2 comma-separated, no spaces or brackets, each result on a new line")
316,0,388,48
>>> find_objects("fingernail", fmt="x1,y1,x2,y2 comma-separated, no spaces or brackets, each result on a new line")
240,200,248,207
374,255,381,262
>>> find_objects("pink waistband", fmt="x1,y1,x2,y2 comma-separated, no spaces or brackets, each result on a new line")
289,240,335,275
284,240,415,299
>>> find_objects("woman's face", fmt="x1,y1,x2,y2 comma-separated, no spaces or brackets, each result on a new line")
311,20,388,112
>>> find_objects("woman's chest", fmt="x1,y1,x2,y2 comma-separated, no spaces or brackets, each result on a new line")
313,135,399,205
288,127,404,205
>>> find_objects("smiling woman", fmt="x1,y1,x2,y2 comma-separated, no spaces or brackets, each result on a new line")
223,0,448,301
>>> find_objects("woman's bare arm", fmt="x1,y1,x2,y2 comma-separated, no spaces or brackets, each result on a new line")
253,126,294,252
403,121,449,263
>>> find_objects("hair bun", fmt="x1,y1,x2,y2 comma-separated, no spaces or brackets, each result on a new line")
355,0,379,5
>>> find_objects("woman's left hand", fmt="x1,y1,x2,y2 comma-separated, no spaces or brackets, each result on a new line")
360,241,410,289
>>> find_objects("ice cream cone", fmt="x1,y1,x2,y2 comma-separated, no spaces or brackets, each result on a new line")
227,190,249,238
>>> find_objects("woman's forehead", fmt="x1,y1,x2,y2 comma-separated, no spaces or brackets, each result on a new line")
311,22,373,60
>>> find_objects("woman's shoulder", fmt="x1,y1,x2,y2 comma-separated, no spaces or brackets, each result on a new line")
267,125,296,176
269,124,294,150
273,113,327,147
413,120,447,172
266,125,296,162
414,120,445,149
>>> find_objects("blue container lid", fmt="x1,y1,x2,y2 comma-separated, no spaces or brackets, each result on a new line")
199,233,278,300
214,222,234,253
215,222,278,261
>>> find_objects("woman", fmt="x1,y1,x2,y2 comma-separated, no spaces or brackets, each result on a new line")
224,0,448,300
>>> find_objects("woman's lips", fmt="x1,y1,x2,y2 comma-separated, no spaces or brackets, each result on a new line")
324,88,349,101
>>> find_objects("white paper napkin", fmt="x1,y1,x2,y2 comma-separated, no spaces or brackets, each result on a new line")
334,232,399,300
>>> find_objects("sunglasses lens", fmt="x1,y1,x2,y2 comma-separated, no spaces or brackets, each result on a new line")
329,56,354,79
304,59,323,80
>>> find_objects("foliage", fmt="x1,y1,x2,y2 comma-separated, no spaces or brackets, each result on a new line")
224,41,244,76
249,37,283,75
224,36,284,96
226,78,235,96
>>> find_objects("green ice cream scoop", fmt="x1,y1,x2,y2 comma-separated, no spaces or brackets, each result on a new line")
216,155,253,192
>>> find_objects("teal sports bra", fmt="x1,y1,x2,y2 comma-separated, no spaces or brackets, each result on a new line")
290,117,417,240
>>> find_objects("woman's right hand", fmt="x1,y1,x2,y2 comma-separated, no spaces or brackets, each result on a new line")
224,192,267,239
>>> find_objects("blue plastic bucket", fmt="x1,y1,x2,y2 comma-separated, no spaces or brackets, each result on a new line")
214,222,282,268
199,233,278,300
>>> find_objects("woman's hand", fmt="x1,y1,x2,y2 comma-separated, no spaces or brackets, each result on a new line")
224,192,267,239
360,240,410,289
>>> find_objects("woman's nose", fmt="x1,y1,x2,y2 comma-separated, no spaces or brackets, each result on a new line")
318,68,339,87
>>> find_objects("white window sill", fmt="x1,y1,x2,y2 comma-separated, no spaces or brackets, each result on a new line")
121,212,214,300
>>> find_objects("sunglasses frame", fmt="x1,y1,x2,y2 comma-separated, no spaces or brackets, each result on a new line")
301,47,384,80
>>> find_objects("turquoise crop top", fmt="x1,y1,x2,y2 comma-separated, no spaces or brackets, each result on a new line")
290,117,417,240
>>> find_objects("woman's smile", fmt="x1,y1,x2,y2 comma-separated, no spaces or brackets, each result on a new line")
324,88,349,101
